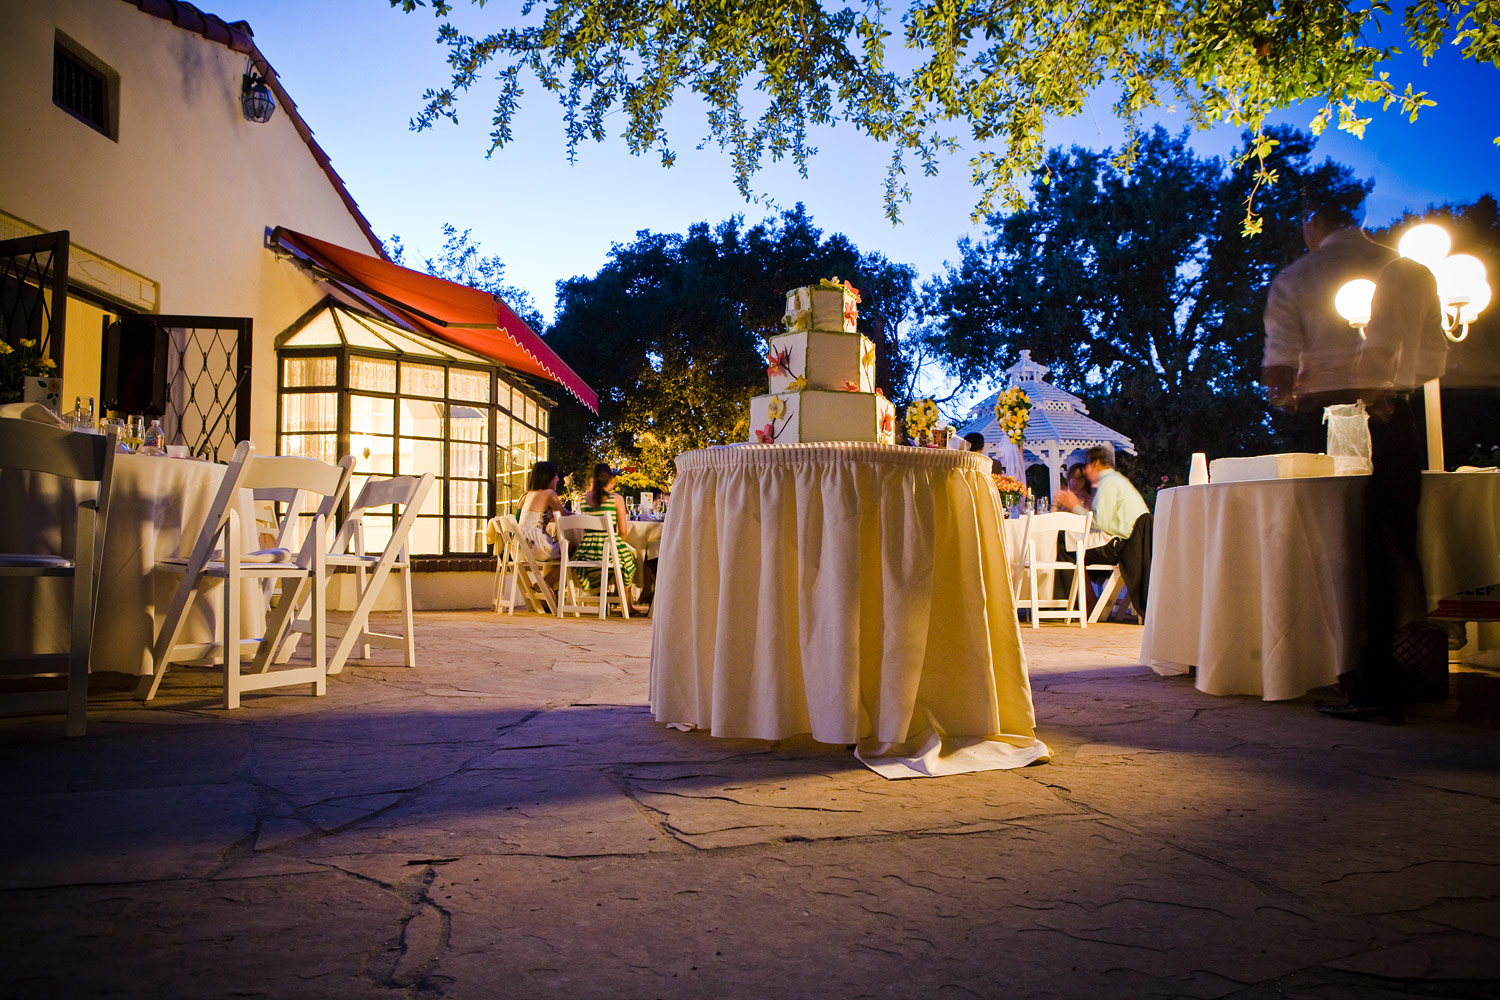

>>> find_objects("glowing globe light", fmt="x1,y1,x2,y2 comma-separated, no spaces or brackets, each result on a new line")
1435,253,1487,304
1398,223,1452,270
1334,278,1376,328
1447,280,1491,326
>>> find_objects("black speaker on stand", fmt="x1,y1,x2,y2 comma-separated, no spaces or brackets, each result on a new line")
102,317,168,416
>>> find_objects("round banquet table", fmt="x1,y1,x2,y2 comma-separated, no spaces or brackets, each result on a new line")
648,442,1049,778
0,451,264,675
1141,470,1500,701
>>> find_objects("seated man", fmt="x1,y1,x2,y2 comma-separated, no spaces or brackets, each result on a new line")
1054,445,1152,619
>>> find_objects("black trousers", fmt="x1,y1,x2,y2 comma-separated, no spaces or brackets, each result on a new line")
1053,512,1153,620
1350,396,1425,709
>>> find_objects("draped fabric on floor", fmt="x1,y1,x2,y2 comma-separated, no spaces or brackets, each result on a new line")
649,443,1049,777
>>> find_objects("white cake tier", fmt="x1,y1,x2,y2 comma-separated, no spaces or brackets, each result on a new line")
1208,453,1336,483
784,285,857,333
765,330,876,394
748,389,896,445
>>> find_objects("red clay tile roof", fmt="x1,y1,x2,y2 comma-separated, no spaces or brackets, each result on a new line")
119,0,388,259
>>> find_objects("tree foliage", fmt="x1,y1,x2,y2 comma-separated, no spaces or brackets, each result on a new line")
543,204,920,487
390,0,1495,225
387,223,543,328
924,126,1370,492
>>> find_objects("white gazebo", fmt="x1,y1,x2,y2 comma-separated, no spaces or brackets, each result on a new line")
958,351,1135,502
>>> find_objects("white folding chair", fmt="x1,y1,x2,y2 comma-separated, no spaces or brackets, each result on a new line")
316,472,435,675
490,514,561,615
489,514,523,613
1085,564,1130,623
141,444,341,709
556,512,631,619
1020,511,1088,628
252,455,355,605
1008,509,1032,602
0,421,116,737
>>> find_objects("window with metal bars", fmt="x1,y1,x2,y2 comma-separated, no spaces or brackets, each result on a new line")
53,39,114,139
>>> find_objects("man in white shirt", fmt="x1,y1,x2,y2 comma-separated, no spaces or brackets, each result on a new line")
1262,193,1394,451
1054,445,1152,619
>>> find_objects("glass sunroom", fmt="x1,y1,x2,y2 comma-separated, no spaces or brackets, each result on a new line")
276,300,551,558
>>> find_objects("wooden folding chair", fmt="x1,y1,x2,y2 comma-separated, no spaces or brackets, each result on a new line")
490,514,560,615
556,512,631,619
1086,565,1130,623
251,455,355,605
0,421,116,737
141,444,344,709
316,473,435,675
1020,511,1088,628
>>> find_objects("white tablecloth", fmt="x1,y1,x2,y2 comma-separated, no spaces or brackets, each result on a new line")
624,519,663,563
649,443,1049,777
0,453,263,675
1142,471,1500,700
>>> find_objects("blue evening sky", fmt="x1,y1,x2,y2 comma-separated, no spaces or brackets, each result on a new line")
242,2,1499,340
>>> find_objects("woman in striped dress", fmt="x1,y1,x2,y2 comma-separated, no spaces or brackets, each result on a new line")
573,463,637,596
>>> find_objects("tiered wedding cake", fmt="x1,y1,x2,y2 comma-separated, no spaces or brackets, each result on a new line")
747,280,897,444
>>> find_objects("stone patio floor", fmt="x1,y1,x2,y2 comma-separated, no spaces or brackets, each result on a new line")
1,612,1497,999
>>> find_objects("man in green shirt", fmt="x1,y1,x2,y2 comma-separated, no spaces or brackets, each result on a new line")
1055,445,1152,618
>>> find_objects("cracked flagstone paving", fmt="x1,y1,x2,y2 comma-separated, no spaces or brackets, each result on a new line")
1,613,1497,998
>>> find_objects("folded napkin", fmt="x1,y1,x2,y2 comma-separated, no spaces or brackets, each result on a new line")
0,401,67,426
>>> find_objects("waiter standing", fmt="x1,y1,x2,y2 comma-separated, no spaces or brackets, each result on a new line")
1315,254,1447,722
1264,191,1447,723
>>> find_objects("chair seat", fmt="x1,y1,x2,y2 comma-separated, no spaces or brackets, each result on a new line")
0,554,75,569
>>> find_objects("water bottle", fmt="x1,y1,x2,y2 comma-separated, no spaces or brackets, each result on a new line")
143,419,166,455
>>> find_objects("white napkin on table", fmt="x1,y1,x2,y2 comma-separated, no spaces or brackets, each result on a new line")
0,401,66,426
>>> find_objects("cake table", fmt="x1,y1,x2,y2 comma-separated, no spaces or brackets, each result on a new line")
649,443,1049,777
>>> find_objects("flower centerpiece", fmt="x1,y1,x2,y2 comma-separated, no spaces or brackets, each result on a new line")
992,473,1028,511
904,397,941,445
993,386,1031,445
0,338,58,405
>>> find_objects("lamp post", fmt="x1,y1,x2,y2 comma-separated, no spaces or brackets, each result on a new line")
1338,223,1491,472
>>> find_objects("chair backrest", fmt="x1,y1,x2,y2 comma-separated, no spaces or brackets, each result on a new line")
332,473,434,558
248,454,356,555
0,419,118,572
556,512,616,562
0,419,111,480
1024,511,1087,551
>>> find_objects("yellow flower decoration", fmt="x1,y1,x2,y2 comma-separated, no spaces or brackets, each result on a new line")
787,375,807,392
993,387,1032,445
904,398,941,434
766,396,787,420
19,339,37,349
0,342,13,355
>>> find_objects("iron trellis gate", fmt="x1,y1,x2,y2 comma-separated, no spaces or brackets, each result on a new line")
152,315,252,462
0,231,69,361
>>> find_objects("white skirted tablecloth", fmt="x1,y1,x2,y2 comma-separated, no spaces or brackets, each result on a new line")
648,443,1050,778
0,452,263,675
1142,471,1500,700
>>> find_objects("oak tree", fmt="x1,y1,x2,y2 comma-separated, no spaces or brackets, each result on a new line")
391,0,1495,227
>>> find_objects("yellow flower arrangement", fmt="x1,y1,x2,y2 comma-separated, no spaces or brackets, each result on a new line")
993,386,1031,445
904,397,941,439
0,337,57,402
766,396,787,420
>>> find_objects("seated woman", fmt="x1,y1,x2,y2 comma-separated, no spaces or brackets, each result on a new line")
1055,462,1094,511
517,460,566,588
573,463,654,611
